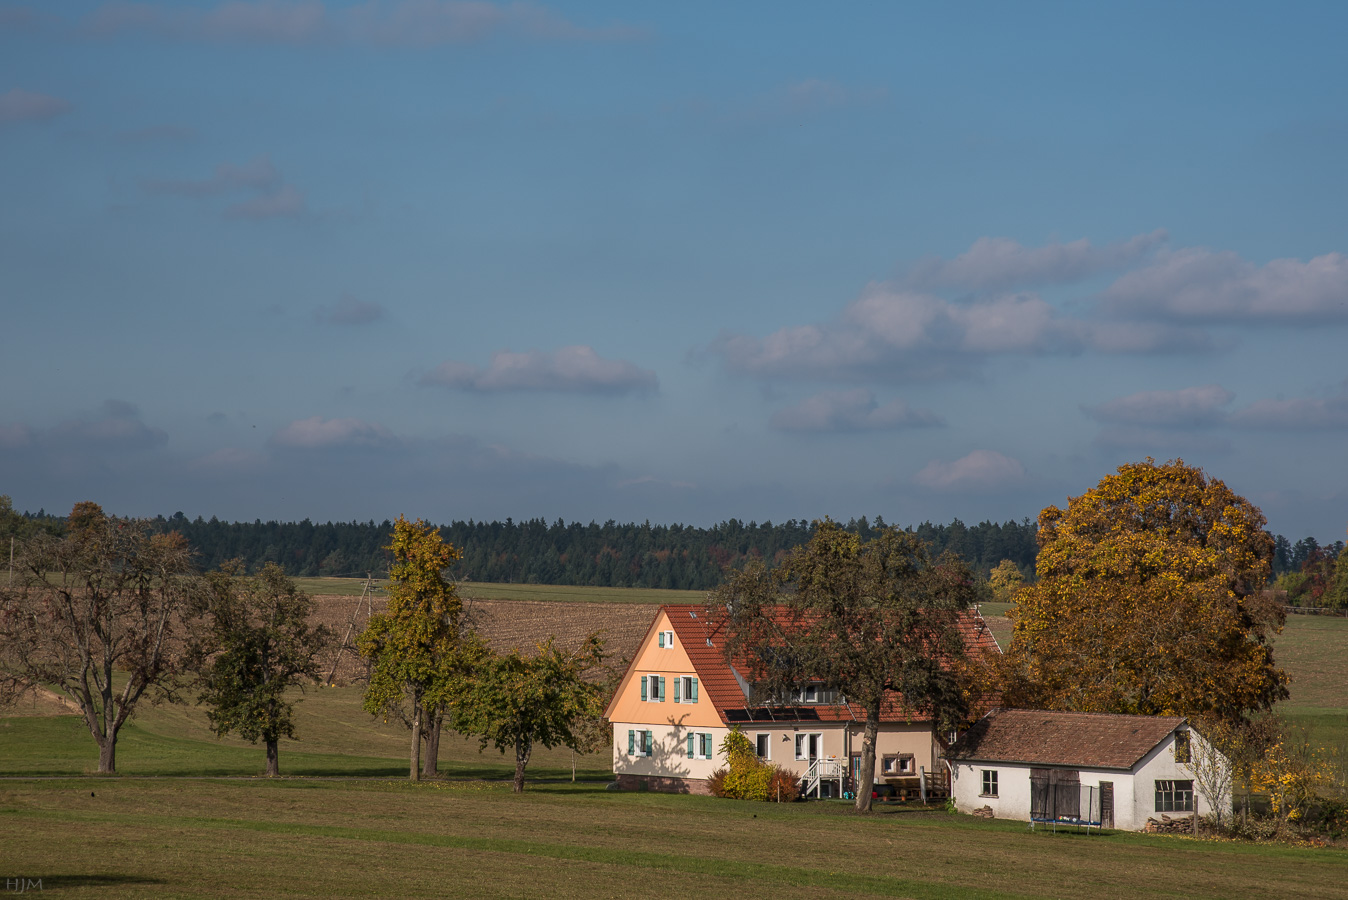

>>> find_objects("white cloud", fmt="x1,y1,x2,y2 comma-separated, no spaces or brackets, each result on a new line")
316,294,386,325
144,155,280,196
910,230,1167,292
1085,385,1235,427
1100,248,1348,322
225,183,306,219
81,1,643,46
420,346,658,394
270,416,397,449
0,88,72,124
1229,394,1348,430
770,389,942,433
46,400,168,450
914,450,1026,492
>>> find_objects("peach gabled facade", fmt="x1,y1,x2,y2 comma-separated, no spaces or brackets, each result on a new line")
605,604,1001,796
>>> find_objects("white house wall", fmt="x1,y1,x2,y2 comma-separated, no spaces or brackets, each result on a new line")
612,722,730,780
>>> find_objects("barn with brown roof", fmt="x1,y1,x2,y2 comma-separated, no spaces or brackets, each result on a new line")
604,603,1001,797
943,708,1231,830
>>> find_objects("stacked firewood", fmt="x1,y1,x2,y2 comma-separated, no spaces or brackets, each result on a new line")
971,805,995,819
1144,814,1195,834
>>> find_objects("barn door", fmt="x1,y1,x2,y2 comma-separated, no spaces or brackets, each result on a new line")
1053,769,1081,819
1099,781,1114,828
1030,768,1050,819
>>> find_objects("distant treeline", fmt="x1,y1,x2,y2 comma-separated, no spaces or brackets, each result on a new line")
118,513,1039,590
6,501,1334,591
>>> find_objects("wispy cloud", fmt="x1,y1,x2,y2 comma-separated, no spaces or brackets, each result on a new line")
144,155,306,219
0,400,167,453
1084,385,1235,427
79,1,644,46
270,415,397,449
1084,383,1348,435
1100,248,1348,323
913,450,1026,492
770,389,942,433
420,346,658,394
909,230,1167,293
0,88,72,124
315,294,386,326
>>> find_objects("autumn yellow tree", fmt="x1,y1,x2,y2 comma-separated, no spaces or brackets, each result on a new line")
987,559,1024,604
357,517,465,780
1005,459,1287,722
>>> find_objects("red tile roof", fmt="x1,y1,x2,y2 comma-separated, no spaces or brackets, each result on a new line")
662,603,1002,727
944,708,1186,770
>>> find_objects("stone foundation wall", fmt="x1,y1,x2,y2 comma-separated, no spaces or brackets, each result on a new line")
614,774,710,796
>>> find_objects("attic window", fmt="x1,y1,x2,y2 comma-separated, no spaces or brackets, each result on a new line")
1174,730,1191,764
657,630,674,649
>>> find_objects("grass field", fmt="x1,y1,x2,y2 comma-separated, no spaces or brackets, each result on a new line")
2,777,1345,899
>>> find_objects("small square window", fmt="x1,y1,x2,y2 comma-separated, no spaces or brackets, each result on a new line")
657,630,674,649
981,770,998,797
882,754,915,776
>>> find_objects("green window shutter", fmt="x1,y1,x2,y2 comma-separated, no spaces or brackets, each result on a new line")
646,731,653,756
658,676,665,702
628,730,635,753
690,677,698,701
673,678,681,703
688,734,695,756
658,632,665,648
640,677,647,702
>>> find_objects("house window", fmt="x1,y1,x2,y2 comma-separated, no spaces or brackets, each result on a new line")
755,733,771,760
882,754,915,776
657,630,674,649
673,675,698,703
794,733,822,760
628,730,654,757
1174,730,1191,764
981,770,998,797
1155,780,1194,812
687,732,713,759
640,674,665,702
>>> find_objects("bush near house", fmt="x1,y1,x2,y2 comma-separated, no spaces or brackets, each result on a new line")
709,730,800,802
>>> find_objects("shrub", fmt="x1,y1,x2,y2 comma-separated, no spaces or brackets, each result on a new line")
706,768,730,798
766,765,800,803
714,729,798,802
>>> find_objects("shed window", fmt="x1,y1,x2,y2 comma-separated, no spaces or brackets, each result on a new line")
1155,779,1194,812
981,770,998,797
1174,731,1191,763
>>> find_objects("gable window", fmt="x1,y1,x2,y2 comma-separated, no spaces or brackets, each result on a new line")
673,675,698,704
657,630,675,649
882,754,916,776
755,733,771,760
794,733,822,761
981,770,998,797
627,730,654,758
639,674,665,703
1174,730,1191,764
790,684,840,704
687,732,713,760
1155,780,1194,812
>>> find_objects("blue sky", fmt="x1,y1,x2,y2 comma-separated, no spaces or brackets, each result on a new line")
2,1,1346,540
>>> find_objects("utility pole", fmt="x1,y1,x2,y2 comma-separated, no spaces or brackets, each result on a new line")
325,573,377,686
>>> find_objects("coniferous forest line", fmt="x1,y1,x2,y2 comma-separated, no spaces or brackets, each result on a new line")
6,500,1336,592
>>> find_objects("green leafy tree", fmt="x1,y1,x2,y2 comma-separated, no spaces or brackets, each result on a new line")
193,563,331,776
1005,459,1288,723
709,519,982,813
357,517,464,780
986,559,1024,604
452,634,606,793
0,502,197,773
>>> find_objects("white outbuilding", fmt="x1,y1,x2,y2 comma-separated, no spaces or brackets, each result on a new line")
944,708,1230,831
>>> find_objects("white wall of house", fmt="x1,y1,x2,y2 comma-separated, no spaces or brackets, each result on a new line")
947,731,1231,831
611,722,730,781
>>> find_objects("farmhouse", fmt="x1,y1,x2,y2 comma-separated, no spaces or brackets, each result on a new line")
944,708,1231,830
605,604,1000,796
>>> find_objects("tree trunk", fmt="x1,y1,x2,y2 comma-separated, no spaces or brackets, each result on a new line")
422,708,441,778
409,696,422,782
513,735,531,793
266,739,280,777
853,707,880,813
98,736,116,775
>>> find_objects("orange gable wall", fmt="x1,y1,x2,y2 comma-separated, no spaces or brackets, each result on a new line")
605,609,727,729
